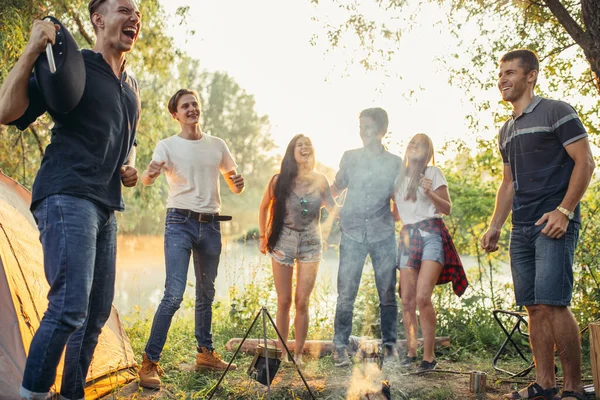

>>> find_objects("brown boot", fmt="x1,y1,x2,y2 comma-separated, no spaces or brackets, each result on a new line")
139,353,162,389
196,347,237,371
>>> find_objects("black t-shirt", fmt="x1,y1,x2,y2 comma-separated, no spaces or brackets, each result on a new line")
10,49,140,211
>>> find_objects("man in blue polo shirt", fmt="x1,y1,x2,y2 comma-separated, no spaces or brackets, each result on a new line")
481,49,595,400
0,0,142,398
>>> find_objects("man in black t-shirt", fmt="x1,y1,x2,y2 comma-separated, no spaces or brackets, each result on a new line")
0,1,142,398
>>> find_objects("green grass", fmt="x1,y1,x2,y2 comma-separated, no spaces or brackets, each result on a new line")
113,257,596,399
116,306,533,399
117,308,595,399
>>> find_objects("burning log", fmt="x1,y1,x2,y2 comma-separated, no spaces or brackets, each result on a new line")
225,336,450,357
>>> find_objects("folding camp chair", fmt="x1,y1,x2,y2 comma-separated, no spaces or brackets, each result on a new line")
492,309,535,377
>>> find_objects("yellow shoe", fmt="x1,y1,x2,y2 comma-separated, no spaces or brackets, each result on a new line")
139,353,162,389
196,347,237,371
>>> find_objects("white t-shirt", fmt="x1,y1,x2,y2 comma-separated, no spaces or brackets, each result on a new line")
152,134,238,213
394,166,448,226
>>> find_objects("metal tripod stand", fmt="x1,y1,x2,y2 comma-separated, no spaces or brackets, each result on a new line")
207,306,316,399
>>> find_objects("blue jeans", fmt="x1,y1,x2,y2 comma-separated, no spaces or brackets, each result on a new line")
333,232,398,347
20,195,117,400
145,211,222,361
510,221,580,306
397,230,444,269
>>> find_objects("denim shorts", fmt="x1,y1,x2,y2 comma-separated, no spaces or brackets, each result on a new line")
397,230,444,269
509,222,580,306
270,226,322,267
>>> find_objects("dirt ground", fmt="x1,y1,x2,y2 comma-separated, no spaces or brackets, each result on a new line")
101,356,595,399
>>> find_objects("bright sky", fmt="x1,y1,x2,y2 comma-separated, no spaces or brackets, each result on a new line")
159,0,499,169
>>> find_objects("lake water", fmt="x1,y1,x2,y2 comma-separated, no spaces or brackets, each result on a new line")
113,235,512,316
114,235,340,316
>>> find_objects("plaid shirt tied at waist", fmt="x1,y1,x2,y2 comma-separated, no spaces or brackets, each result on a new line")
399,218,468,297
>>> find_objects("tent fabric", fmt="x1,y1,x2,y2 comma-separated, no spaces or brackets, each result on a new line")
0,172,137,399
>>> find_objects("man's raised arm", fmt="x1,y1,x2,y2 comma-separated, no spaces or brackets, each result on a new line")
0,20,58,125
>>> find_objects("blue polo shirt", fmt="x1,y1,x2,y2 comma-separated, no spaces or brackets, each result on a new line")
499,96,587,225
10,50,140,211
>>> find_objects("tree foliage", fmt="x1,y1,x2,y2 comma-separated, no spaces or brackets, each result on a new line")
311,0,600,140
125,57,277,235
0,0,278,234
572,181,600,324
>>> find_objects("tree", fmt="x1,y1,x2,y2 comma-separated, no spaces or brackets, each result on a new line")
119,56,279,235
441,139,509,310
175,57,278,234
0,1,278,235
201,72,277,195
0,0,181,187
311,0,600,139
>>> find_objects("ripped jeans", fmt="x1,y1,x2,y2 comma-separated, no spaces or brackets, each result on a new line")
144,211,222,361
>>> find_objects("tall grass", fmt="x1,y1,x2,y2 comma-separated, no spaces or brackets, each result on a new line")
120,210,599,397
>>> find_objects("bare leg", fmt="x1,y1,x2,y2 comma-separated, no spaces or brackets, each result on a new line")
272,260,293,360
400,268,418,358
506,305,583,399
293,261,319,361
503,304,557,398
527,305,556,389
415,260,442,362
548,305,583,396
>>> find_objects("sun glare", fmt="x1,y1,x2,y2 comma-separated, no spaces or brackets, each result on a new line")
159,0,503,168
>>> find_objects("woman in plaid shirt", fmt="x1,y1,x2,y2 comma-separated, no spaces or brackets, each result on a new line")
393,134,467,372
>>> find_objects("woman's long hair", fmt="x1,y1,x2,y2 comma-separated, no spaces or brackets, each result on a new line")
396,133,435,202
267,134,312,250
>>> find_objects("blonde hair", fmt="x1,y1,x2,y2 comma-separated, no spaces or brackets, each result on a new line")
396,133,435,201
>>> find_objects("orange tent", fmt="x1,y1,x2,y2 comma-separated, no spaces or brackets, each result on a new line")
0,172,137,398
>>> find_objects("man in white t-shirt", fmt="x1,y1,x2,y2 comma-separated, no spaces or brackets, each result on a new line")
137,89,245,389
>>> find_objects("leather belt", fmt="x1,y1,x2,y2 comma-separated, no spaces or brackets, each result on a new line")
167,208,232,222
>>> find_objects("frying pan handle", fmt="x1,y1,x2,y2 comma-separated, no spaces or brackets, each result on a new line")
45,42,56,73
43,17,57,74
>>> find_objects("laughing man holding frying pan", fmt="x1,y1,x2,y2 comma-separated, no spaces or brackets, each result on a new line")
0,0,142,398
